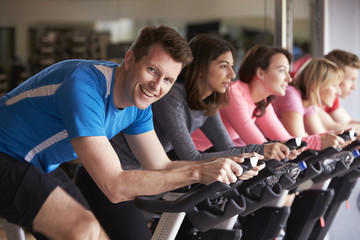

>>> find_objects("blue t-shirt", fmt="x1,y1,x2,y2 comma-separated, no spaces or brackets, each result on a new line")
0,59,153,173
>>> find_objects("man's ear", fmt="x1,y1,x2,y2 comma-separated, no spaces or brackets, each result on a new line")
124,50,135,70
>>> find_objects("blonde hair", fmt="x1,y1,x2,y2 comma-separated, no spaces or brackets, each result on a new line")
294,57,343,106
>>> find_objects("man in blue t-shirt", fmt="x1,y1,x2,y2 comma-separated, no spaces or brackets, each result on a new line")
0,25,261,239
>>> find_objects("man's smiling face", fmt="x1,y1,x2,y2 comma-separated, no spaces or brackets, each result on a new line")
121,44,183,110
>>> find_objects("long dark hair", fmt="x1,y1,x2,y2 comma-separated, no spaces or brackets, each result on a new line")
178,34,236,116
238,44,292,117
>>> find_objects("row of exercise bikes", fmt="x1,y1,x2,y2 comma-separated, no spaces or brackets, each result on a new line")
135,130,360,240
1,130,360,240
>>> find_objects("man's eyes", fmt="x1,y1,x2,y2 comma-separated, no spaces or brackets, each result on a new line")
164,78,173,84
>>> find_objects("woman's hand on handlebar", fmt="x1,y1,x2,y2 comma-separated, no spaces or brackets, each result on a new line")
263,142,291,161
320,132,346,149
238,162,266,180
229,152,265,180
288,146,306,160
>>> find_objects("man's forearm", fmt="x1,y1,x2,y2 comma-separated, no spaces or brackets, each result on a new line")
164,158,215,169
106,166,200,203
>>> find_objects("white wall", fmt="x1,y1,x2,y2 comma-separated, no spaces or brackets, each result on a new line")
328,0,360,120
327,2,360,238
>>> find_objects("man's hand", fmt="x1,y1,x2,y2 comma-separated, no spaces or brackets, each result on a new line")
197,152,266,185
197,158,244,185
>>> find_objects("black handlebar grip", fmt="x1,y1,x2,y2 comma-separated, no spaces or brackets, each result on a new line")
240,156,259,174
338,129,357,141
285,137,307,150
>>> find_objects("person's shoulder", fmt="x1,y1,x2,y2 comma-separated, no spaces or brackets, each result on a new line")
274,86,300,104
286,85,296,92
230,80,246,89
91,60,118,67
167,82,186,98
285,85,300,96
230,80,248,95
125,104,152,116
172,81,185,92
54,59,118,72
153,82,185,109
273,86,299,108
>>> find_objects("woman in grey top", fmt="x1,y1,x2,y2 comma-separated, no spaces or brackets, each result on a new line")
151,34,293,162
110,34,294,172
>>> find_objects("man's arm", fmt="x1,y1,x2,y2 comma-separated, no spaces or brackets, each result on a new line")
124,130,174,169
329,106,352,124
318,107,348,131
319,106,360,133
330,107,360,132
71,133,243,203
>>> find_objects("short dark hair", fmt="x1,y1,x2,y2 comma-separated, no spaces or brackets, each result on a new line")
129,25,193,68
325,49,360,70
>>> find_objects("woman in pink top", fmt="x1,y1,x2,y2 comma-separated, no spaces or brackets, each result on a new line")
193,44,345,151
272,57,348,149
221,80,294,146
